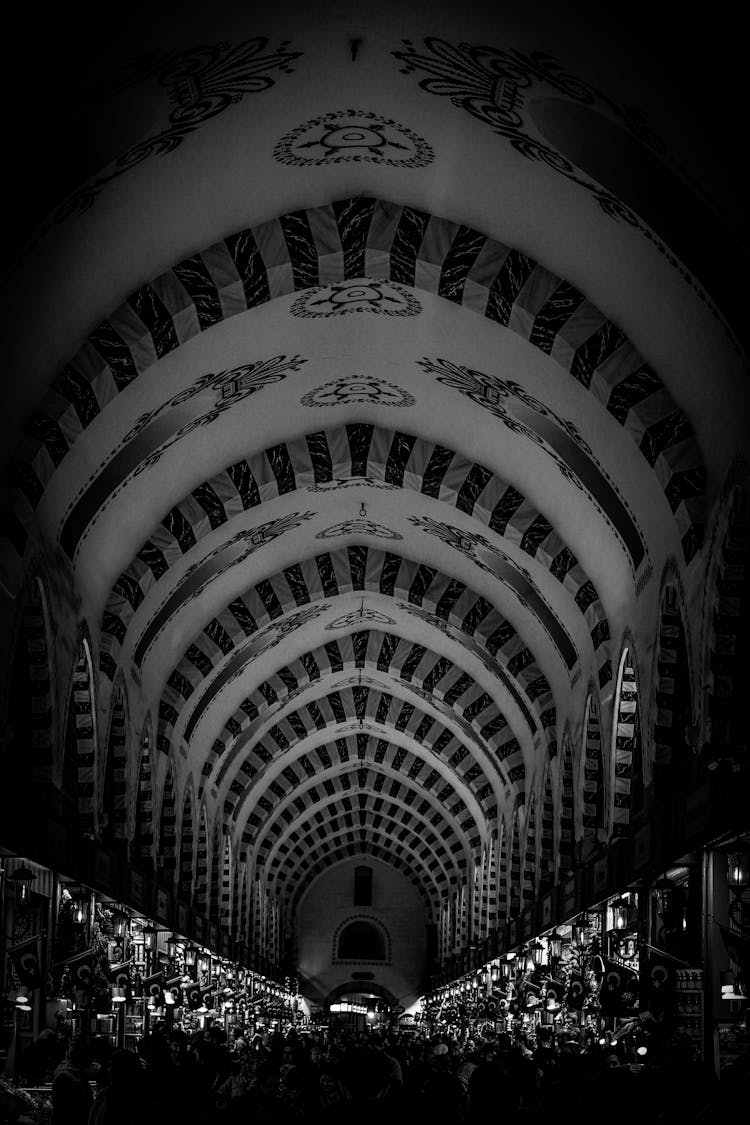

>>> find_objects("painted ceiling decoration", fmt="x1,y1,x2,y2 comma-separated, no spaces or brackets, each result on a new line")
2,196,705,591
1,6,745,1006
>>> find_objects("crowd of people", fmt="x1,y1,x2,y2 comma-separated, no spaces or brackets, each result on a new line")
25,1017,747,1125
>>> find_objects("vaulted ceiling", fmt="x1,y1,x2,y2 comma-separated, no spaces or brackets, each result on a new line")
0,2,747,928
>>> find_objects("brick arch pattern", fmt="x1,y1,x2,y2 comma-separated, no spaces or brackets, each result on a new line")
226,698,497,836
653,582,693,788
287,837,438,920
5,197,703,580
133,741,154,865
99,424,609,683
269,800,457,907
63,638,97,832
581,690,605,841
178,787,195,903
332,915,393,964
705,485,749,764
253,773,471,886
220,836,233,928
496,826,508,923
612,646,643,837
558,731,576,875
158,765,177,884
155,549,556,760
509,813,523,916
102,684,128,841
209,626,535,800
539,766,555,890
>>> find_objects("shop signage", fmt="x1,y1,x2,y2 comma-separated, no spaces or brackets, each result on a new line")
129,868,145,909
632,823,651,872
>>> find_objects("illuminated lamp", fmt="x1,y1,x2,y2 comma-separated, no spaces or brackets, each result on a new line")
9,864,36,906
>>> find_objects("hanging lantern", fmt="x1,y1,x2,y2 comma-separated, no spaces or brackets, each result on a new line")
184,944,198,969
653,877,677,918
546,931,563,960
490,962,500,984
727,852,750,889
142,924,158,951
9,864,36,906
611,897,629,930
529,941,546,968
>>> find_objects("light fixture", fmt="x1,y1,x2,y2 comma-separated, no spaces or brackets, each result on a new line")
611,897,629,930
14,986,31,1007
490,962,500,985
142,924,158,951
546,931,563,960
529,941,545,968
166,932,183,959
358,502,367,519
184,944,198,968
727,851,750,887
9,864,36,906
111,987,127,1004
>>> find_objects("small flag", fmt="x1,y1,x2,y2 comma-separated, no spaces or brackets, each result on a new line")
565,973,587,1010
142,970,165,1007
598,957,639,1015
60,947,96,991
185,983,202,1011
8,934,43,990
109,959,132,1001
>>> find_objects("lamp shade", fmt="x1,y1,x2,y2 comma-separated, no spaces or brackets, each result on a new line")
9,864,36,905
727,852,750,887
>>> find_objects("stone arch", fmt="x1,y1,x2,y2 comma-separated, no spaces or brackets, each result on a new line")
62,634,98,833
324,980,398,1008
133,732,154,867
178,785,195,903
101,680,129,842
704,483,749,768
611,641,644,837
653,578,694,796
333,916,392,963
158,764,178,884
581,687,605,845
558,729,576,876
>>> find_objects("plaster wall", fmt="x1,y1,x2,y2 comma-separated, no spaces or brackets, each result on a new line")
296,856,428,1011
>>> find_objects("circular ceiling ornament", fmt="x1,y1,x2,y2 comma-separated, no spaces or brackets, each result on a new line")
300,377,415,409
274,109,434,167
290,278,422,319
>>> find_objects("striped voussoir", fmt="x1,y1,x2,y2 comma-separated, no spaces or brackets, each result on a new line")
540,768,555,887
653,586,690,770
208,629,521,793
220,836,233,928
230,719,492,844
152,551,553,758
612,658,640,837
158,766,177,881
523,791,538,899
194,807,209,915
178,789,195,902
209,824,222,922
244,765,473,878
286,836,438,919
69,646,96,832
3,197,704,587
509,815,523,914
582,693,605,839
19,580,54,785
134,746,154,863
98,425,610,688
269,800,457,902
558,735,576,873
103,688,129,839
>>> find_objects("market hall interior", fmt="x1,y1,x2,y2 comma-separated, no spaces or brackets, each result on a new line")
0,0,748,1098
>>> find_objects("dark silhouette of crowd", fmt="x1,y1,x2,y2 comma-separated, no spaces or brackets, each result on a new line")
12,1016,749,1125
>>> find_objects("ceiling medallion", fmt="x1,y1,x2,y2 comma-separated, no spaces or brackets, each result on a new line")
300,377,415,409
315,520,402,541
290,278,422,319
325,609,397,630
274,109,433,167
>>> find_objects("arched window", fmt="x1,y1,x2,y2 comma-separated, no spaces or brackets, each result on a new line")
337,920,386,961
